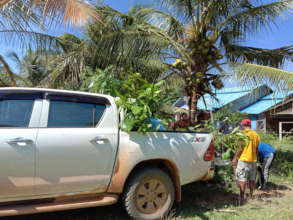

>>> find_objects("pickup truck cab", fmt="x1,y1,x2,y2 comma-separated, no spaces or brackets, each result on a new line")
0,88,214,219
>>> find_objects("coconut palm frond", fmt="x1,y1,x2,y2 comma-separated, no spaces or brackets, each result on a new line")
0,1,41,32
0,54,17,86
226,45,293,68
46,38,88,88
32,0,99,26
222,0,293,39
131,7,185,40
0,30,60,52
201,0,248,26
232,62,293,89
0,0,12,7
88,7,190,67
158,0,201,21
0,0,99,28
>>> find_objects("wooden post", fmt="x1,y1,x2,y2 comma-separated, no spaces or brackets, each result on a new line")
279,121,282,141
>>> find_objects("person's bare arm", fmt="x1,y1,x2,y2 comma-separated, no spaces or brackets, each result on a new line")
231,147,243,167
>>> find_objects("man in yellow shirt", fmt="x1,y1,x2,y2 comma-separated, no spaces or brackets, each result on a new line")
233,119,260,204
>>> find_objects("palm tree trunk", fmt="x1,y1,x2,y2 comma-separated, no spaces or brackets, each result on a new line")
190,90,199,124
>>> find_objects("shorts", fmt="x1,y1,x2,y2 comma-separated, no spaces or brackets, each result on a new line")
236,160,256,182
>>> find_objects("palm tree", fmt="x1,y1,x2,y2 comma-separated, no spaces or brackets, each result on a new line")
8,49,55,86
46,6,171,89
0,0,99,51
130,0,293,123
0,1,100,88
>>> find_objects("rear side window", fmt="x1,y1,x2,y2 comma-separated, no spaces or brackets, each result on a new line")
0,100,34,127
48,101,106,128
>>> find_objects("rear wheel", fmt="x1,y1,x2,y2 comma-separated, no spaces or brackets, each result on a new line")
123,168,175,220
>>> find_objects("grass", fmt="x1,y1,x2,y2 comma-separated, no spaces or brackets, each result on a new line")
177,176,293,220
4,138,293,220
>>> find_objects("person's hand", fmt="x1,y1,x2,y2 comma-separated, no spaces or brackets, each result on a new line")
231,159,238,167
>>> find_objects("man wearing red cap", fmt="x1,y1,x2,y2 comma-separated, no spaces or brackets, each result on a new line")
232,118,260,204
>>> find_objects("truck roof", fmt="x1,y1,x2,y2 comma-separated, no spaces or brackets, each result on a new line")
0,87,112,99
0,87,114,105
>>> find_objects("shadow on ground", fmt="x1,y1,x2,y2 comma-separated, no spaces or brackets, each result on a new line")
2,181,292,220
2,203,130,220
177,181,292,219
175,182,238,220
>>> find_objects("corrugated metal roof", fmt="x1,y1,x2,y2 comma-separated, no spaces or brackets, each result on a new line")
175,85,291,115
197,87,257,110
240,90,293,114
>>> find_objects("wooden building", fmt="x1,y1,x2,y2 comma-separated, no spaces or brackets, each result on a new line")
173,85,293,138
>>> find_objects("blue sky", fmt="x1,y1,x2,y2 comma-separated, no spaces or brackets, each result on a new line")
1,0,292,74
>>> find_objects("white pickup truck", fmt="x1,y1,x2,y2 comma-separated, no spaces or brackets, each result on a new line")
0,88,214,219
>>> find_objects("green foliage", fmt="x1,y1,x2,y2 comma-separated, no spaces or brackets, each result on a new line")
213,106,249,126
82,68,168,132
258,131,279,144
116,74,166,132
197,107,249,155
216,129,249,155
195,108,249,187
214,165,235,188
81,66,121,96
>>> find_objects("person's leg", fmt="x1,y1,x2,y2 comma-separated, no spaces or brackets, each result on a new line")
236,161,248,204
261,157,268,188
257,165,264,189
238,181,246,204
248,162,257,197
249,180,256,197
258,157,264,189
263,154,274,188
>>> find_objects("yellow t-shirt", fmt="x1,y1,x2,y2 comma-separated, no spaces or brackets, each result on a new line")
239,129,260,162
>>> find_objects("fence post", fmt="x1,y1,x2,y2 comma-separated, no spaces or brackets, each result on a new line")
279,121,282,141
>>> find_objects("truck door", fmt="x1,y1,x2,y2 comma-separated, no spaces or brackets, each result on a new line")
35,93,119,196
0,91,42,200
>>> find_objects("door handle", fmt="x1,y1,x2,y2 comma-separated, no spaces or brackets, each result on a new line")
6,137,34,145
91,136,108,144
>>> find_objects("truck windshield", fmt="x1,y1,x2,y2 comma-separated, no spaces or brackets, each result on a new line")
0,100,34,128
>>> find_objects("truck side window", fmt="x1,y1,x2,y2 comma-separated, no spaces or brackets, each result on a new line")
0,100,34,127
48,101,106,128
95,105,106,126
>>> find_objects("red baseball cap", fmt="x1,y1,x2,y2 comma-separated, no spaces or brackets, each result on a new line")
241,118,251,126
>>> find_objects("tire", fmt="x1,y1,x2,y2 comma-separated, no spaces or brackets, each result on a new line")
123,168,175,220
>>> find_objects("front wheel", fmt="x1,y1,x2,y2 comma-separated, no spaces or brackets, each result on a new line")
123,168,175,220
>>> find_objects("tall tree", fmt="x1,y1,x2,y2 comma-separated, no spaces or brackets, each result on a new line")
8,49,55,86
132,0,293,123
47,6,170,88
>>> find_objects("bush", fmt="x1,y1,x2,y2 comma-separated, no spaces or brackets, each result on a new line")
258,131,279,144
213,165,235,188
